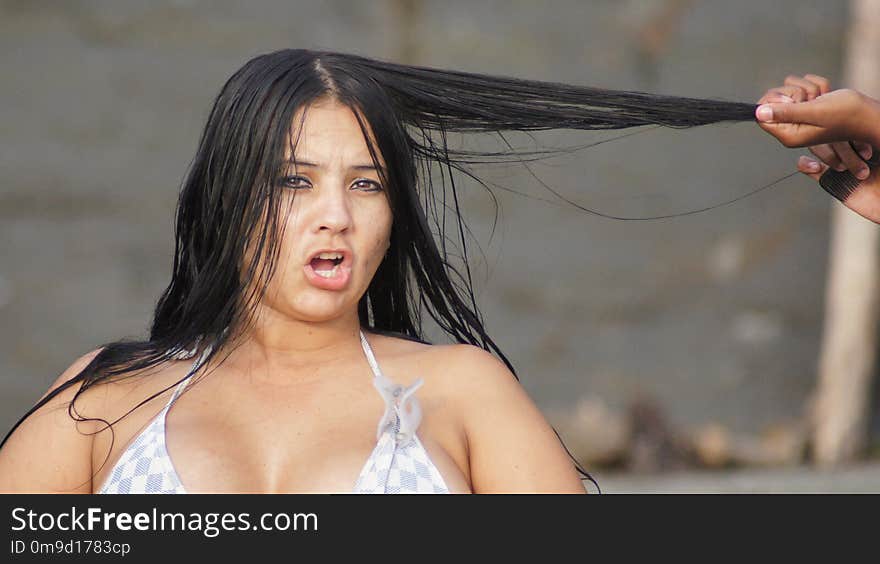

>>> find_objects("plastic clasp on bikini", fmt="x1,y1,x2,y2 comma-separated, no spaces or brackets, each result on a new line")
394,378,424,447
373,375,425,447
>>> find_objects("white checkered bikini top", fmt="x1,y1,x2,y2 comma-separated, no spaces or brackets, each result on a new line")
96,331,451,494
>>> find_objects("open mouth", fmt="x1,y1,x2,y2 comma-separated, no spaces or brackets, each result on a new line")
304,249,352,288
309,252,345,278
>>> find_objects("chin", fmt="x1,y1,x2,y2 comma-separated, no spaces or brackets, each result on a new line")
295,310,351,323
286,296,356,323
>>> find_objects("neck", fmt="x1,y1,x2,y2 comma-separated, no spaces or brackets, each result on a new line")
219,306,366,378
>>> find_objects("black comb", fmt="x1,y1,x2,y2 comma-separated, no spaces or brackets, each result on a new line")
818,141,880,203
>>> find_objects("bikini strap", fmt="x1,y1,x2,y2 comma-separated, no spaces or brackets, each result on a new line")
358,330,384,380
162,342,213,413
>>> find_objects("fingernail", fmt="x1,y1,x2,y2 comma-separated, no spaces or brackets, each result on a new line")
756,105,773,121
836,164,846,172
780,95,794,103
859,146,873,160
857,168,870,180
806,161,820,171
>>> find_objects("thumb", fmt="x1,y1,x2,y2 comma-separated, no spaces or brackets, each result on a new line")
755,100,817,125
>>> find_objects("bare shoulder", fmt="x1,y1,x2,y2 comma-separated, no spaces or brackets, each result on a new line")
416,343,530,421
30,347,110,431
413,341,585,493
426,342,515,387
40,349,190,423
0,347,193,494
0,347,107,493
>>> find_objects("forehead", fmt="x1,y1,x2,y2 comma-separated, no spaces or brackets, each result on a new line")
285,99,383,165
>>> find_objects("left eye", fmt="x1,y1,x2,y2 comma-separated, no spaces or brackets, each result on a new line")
352,179,383,192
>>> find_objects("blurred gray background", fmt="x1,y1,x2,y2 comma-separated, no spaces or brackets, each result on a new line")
3,0,875,484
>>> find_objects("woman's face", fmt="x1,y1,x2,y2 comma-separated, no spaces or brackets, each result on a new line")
251,98,393,324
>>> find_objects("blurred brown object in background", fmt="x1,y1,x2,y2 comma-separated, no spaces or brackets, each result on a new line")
693,420,807,468
626,396,693,473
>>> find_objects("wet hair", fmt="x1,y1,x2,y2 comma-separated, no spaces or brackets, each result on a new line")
1,48,761,493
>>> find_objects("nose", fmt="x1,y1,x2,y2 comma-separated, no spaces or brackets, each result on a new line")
313,183,353,234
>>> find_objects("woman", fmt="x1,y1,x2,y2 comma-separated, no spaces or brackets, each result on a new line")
0,49,760,494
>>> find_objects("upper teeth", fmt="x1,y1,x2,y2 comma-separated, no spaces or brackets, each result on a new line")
317,252,343,260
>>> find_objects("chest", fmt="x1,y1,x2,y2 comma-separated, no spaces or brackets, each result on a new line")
169,378,383,492
91,370,471,493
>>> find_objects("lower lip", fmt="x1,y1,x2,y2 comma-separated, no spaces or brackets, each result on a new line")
303,262,352,291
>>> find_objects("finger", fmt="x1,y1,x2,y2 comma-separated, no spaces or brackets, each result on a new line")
775,85,807,102
832,141,871,180
784,75,821,100
853,141,873,161
760,86,806,104
798,155,826,181
809,144,843,171
758,91,796,105
803,74,831,95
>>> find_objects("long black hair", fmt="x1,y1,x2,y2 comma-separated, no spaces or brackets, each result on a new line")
1,48,759,492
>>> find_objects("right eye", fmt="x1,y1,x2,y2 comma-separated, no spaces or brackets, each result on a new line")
279,175,312,189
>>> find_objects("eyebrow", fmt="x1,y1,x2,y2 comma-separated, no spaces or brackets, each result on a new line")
285,159,382,172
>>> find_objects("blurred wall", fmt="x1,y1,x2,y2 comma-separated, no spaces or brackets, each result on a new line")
0,1,857,446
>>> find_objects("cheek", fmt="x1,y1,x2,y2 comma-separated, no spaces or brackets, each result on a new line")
363,213,392,272
241,201,290,278
251,208,302,293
